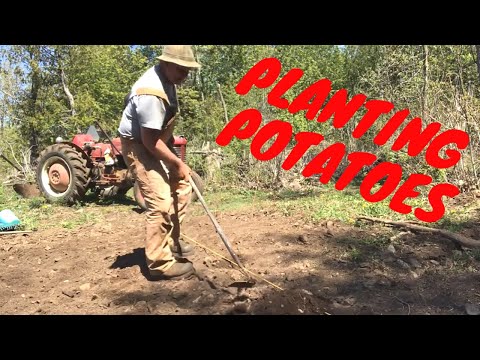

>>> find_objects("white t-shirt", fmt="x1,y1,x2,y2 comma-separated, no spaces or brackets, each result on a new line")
118,65,177,142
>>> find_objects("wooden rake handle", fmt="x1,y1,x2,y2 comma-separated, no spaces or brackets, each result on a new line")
188,176,252,280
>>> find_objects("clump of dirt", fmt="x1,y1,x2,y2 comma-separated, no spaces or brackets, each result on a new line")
13,183,41,199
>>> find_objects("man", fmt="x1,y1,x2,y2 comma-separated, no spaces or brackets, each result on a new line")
118,45,201,280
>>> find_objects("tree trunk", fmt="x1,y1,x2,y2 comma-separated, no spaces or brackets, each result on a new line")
28,49,41,163
455,47,477,183
475,45,480,83
217,83,229,124
61,68,75,116
28,126,39,164
421,45,429,119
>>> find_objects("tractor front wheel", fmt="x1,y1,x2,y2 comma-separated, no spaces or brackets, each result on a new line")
36,144,90,204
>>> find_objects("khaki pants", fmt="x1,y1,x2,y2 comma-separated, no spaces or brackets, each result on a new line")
121,138,192,274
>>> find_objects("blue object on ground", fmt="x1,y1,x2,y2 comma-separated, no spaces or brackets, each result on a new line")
0,209,21,231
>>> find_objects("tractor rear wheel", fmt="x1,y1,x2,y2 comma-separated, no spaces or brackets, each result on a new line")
112,172,134,198
99,183,133,199
190,170,204,202
133,170,205,211
36,144,90,204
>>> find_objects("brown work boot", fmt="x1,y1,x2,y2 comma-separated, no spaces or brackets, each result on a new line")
149,260,195,281
171,239,195,258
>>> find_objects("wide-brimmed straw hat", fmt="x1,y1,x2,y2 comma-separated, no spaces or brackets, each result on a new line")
157,45,201,69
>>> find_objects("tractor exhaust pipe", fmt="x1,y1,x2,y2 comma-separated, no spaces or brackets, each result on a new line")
94,121,122,156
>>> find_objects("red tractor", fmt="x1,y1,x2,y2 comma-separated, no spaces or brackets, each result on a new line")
35,123,204,209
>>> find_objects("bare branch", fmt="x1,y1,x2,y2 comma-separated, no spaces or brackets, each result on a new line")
0,87,15,99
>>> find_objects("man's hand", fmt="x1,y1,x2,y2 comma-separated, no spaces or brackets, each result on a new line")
141,127,192,184
168,160,192,184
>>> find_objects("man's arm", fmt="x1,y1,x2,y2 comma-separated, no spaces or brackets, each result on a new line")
141,127,191,182
141,127,180,165
136,95,191,182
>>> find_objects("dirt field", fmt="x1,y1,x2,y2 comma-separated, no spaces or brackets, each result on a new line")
1,192,480,315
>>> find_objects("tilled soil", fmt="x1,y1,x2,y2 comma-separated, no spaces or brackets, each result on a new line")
1,200,480,315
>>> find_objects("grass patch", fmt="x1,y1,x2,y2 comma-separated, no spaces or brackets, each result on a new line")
347,247,362,262
0,184,117,231
201,183,479,230
436,205,477,232
270,184,426,224
203,188,271,212
0,184,53,231
469,249,480,262
82,189,139,208
334,233,385,263
449,250,479,273
58,211,102,229
2,178,478,234
359,234,390,247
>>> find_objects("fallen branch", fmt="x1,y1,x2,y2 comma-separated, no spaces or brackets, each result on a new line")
0,153,22,172
0,230,33,235
357,216,480,249
189,150,225,158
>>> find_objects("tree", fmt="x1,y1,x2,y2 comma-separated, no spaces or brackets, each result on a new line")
475,45,480,83
0,53,22,132
3,45,150,151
